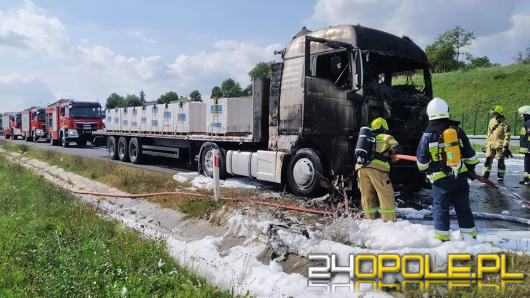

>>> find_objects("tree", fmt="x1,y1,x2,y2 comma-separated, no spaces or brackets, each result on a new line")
105,93,125,109
221,78,242,98
437,26,475,62
514,45,530,64
157,91,179,104
124,94,142,107
139,90,146,103
211,86,223,99
248,62,272,80
189,90,202,101
425,26,475,73
467,56,492,68
425,43,460,73
242,84,252,97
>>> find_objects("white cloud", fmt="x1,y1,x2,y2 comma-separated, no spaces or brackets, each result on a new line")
0,0,68,58
0,1,281,109
168,40,280,96
310,0,525,64
0,73,54,112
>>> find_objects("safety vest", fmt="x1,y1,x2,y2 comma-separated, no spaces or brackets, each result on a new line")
520,119,530,154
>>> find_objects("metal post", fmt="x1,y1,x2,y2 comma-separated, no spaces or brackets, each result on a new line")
473,111,478,135
513,111,518,135
212,149,220,202
461,113,465,132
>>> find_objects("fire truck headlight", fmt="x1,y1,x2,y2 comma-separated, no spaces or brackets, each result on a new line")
67,129,79,137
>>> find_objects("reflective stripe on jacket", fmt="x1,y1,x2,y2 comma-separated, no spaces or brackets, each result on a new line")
355,133,399,172
486,117,511,148
520,119,530,154
416,126,479,183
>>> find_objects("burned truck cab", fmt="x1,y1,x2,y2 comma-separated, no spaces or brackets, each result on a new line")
270,25,431,195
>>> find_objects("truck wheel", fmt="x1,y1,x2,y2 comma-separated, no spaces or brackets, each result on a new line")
61,132,69,147
199,143,226,178
286,148,323,197
128,138,143,164
108,136,119,160
117,137,129,162
25,132,32,142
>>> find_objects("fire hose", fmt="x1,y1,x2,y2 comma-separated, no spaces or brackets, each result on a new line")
395,154,530,204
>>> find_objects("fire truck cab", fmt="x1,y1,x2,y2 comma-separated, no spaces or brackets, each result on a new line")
46,99,103,147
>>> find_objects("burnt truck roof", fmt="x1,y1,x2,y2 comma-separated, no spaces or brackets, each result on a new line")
285,24,428,69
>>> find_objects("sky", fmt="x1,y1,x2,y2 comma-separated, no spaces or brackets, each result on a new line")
0,0,529,112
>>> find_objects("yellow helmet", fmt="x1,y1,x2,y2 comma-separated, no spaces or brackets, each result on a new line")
371,117,389,131
491,104,504,117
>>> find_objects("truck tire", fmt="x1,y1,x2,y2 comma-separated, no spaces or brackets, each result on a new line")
286,148,323,197
61,132,69,147
25,132,32,142
128,138,143,164
117,137,129,162
199,143,226,178
108,136,119,160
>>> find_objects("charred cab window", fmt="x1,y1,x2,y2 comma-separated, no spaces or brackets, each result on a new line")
70,107,100,119
314,51,352,90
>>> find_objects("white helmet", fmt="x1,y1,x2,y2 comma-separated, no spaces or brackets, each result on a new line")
426,97,450,120
518,105,530,116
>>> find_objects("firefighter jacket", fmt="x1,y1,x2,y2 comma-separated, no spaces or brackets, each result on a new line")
486,117,511,149
520,119,530,154
416,120,479,183
355,133,399,173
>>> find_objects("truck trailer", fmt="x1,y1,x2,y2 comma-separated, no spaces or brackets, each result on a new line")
46,99,104,147
96,24,432,197
22,106,48,142
2,112,23,140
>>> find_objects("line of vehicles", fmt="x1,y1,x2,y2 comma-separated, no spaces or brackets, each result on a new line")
1,99,104,146
2,24,432,197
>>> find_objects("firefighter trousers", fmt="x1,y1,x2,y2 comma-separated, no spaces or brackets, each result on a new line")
357,167,396,221
483,147,505,178
524,154,530,180
432,175,476,240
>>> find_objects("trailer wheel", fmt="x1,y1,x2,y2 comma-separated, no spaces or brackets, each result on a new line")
117,137,130,162
199,143,226,178
286,148,323,197
128,138,143,164
108,136,119,160
61,132,69,147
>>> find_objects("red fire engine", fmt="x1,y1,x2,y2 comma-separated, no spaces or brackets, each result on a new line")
22,106,48,142
2,112,23,140
46,99,103,147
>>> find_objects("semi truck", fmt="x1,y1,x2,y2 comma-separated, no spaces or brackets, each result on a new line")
2,112,23,140
96,24,432,197
22,106,48,142
46,99,104,147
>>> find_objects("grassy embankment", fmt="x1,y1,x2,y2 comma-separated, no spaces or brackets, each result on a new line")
0,140,250,219
396,63,530,135
0,156,230,297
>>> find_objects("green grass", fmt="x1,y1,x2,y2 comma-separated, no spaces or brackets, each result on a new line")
0,156,231,297
396,63,530,134
0,140,232,219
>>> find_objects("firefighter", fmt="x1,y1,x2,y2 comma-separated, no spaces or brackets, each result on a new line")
355,117,401,221
416,98,479,241
483,104,511,181
518,105,530,185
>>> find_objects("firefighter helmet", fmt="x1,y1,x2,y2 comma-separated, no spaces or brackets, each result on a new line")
370,117,389,131
518,105,530,116
491,104,504,117
426,97,450,120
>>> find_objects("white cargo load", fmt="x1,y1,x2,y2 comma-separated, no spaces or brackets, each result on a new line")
174,101,207,133
205,98,252,134
22,112,30,131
